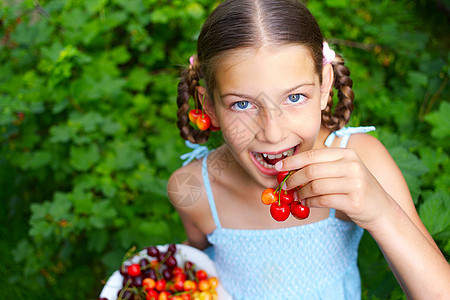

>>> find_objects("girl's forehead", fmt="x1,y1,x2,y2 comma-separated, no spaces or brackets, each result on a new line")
215,44,318,94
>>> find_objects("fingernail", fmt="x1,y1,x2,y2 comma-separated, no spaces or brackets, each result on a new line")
301,199,307,206
293,191,298,200
281,182,287,190
275,161,283,171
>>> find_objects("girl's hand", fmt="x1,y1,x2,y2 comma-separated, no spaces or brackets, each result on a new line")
276,147,392,229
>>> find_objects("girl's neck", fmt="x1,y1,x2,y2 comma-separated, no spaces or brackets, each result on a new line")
314,126,333,150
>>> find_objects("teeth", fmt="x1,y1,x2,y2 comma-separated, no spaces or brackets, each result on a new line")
254,152,276,169
253,146,296,169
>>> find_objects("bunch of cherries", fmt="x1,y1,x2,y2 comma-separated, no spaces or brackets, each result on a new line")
188,91,219,132
100,244,219,300
261,171,310,221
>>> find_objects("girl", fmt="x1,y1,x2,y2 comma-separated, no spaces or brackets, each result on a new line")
169,0,450,299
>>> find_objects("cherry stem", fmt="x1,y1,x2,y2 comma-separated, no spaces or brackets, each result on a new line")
200,92,206,118
276,171,294,205
194,88,198,111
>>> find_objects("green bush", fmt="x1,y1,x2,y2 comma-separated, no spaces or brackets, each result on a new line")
1,0,448,299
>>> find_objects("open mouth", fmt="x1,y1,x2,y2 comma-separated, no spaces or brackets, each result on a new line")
252,146,296,170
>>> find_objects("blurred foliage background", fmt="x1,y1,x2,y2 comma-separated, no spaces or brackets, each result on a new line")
0,0,448,299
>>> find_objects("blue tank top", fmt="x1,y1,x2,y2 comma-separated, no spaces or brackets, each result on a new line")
182,126,375,300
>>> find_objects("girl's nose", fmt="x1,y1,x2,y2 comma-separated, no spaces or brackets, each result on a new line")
255,111,286,144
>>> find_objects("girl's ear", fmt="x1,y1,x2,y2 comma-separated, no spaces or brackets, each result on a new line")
320,63,334,110
197,86,220,128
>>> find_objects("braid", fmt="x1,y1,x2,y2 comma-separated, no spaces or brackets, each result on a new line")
176,56,210,144
321,53,355,131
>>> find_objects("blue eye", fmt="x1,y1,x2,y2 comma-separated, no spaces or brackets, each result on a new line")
287,94,306,103
232,101,252,111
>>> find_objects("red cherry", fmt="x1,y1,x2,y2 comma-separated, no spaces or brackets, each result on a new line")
277,171,290,184
279,189,294,205
261,188,278,205
174,278,185,291
189,109,201,123
270,202,290,222
146,289,158,300
196,269,208,280
155,279,167,291
181,294,191,300
196,114,211,130
172,266,183,277
127,263,141,277
290,201,310,219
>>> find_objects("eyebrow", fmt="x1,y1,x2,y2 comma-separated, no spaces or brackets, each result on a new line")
220,82,316,100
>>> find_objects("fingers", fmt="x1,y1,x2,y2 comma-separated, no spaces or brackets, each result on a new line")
297,178,349,200
303,194,348,210
285,160,346,190
275,148,348,172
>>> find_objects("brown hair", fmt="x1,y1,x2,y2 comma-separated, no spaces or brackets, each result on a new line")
177,0,354,143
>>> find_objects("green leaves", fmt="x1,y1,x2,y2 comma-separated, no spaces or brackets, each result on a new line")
70,144,100,171
388,146,428,203
419,191,450,240
425,102,450,139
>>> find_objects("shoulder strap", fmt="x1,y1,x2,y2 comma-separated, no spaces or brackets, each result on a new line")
201,153,222,229
180,141,210,166
324,126,376,148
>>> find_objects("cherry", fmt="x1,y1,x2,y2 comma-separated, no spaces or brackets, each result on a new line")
162,268,173,280
143,278,156,290
155,279,167,291
119,264,128,276
174,278,185,291
147,246,160,257
140,258,150,269
196,114,211,131
196,269,208,281
165,255,177,269
270,202,290,222
157,253,165,262
146,289,158,300
261,188,278,205
127,263,141,277
123,276,133,287
279,189,294,205
143,268,156,280
277,171,290,184
184,261,194,272
172,266,183,277
290,201,310,219
158,291,171,300
133,275,143,287
167,244,177,255
183,280,197,292
117,288,133,300
188,109,202,123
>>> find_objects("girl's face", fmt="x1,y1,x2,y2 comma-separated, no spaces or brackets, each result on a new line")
208,44,331,188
